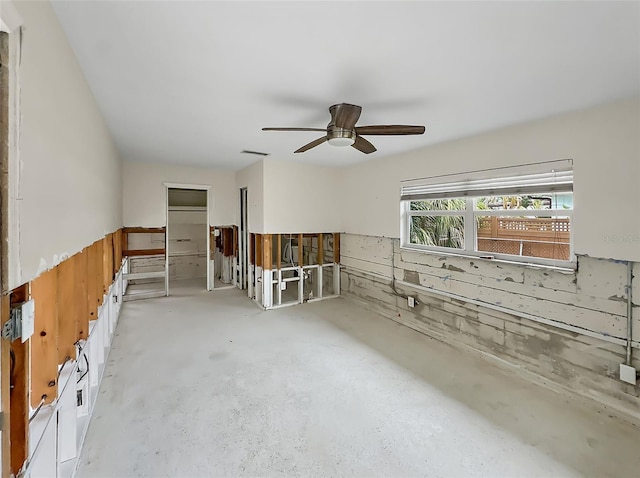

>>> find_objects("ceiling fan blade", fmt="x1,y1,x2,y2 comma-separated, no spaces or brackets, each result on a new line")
330,103,362,130
355,125,425,135
294,136,328,153
262,127,328,132
352,136,377,154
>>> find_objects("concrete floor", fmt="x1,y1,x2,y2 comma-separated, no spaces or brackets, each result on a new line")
78,279,640,478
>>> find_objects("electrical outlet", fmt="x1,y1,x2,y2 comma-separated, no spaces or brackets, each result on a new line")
280,282,286,291
408,297,415,308
620,363,637,384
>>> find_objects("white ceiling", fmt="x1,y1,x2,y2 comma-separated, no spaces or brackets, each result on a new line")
51,1,640,170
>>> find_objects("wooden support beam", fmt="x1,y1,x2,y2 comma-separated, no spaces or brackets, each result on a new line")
276,234,281,270
263,234,272,270
122,248,166,257
255,234,262,268
333,233,340,263
298,233,303,267
30,268,58,407
318,233,324,265
75,251,89,340
56,257,76,362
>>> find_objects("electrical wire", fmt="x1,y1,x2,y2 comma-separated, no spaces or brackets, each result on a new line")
28,395,47,423
77,353,90,384
57,355,71,378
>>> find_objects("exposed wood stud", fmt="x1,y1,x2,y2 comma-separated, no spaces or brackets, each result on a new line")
333,233,340,263
276,234,281,269
263,234,272,270
255,234,262,268
318,233,324,265
75,251,89,340
95,239,104,305
30,268,58,407
86,245,97,319
249,234,255,265
56,256,77,362
298,234,304,267
1,295,11,478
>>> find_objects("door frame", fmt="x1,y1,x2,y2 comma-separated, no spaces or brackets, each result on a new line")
163,183,212,293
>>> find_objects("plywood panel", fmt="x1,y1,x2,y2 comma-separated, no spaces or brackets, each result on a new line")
30,268,58,407
56,257,76,362
75,251,89,340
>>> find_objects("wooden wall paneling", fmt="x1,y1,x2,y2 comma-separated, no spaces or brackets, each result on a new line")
56,257,76,362
9,284,29,475
333,233,340,263
75,251,89,340
30,268,58,407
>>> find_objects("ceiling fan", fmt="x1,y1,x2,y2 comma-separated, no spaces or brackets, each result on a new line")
262,103,425,154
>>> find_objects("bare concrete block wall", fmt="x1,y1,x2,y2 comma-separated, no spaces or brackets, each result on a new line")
340,233,640,418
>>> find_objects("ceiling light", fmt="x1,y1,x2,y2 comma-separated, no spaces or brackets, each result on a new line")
327,136,355,147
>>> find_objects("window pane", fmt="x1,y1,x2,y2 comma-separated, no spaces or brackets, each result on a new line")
475,193,573,211
410,215,464,248
476,215,571,261
410,198,466,211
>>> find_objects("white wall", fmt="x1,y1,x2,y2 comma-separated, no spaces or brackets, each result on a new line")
340,97,640,262
235,159,264,233
262,159,342,234
8,0,122,288
122,161,236,227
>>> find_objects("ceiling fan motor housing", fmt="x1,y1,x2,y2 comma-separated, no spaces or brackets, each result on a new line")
327,125,356,146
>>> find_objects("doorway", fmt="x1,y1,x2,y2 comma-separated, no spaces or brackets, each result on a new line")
165,185,211,294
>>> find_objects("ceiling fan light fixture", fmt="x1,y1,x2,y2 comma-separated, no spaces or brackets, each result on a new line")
328,136,355,147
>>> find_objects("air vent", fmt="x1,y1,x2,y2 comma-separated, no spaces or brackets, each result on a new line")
241,150,270,157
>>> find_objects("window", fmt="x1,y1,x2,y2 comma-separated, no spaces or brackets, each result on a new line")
401,161,574,267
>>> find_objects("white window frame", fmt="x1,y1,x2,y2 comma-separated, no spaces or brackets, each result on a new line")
400,161,575,270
